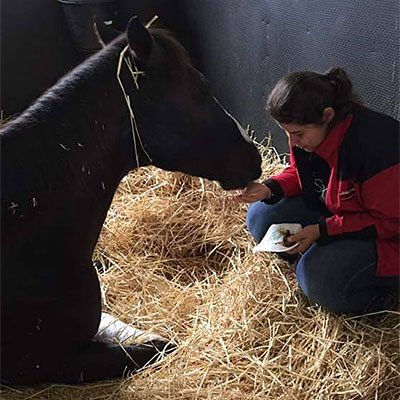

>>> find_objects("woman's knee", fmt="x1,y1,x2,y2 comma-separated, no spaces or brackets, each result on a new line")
295,251,318,301
295,244,383,315
295,248,350,313
246,197,323,244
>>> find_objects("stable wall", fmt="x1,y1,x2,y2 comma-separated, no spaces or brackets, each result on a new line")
178,0,400,151
2,0,399,152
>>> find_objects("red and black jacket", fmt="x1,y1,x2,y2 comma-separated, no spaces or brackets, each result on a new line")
264,107,399,277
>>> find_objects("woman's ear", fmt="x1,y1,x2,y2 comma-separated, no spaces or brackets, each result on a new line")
323,107,335,124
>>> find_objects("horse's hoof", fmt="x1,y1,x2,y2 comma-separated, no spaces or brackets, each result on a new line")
143,338,177,355
125,339,177,371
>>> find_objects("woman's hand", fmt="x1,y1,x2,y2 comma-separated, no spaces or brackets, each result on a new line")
232,181,272,203
286,224,320,254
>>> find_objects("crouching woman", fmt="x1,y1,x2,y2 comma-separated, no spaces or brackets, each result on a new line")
235,68,399,315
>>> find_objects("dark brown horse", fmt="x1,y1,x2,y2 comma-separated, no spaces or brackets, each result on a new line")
1,17,261,384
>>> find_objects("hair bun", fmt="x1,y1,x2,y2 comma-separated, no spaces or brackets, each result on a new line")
325,67,353,100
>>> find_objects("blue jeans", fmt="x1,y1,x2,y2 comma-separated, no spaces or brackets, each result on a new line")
246,197,399,315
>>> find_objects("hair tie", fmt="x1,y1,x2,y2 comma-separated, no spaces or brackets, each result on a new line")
323,74,336,87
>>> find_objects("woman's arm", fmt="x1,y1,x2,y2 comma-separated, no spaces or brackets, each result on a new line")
263,151,303,204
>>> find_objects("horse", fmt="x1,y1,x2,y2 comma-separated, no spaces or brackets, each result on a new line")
0,16,262,385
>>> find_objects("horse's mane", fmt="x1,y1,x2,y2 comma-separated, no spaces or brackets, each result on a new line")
1,26,192,136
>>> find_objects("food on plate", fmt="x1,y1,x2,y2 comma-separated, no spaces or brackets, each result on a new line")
279,228,293,247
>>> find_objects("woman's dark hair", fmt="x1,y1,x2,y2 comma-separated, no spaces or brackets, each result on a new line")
266,67,361,126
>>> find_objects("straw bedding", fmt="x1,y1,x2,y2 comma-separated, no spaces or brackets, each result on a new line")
2,144,399,400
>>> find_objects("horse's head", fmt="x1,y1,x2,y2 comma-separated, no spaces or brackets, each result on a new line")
99,17,262,190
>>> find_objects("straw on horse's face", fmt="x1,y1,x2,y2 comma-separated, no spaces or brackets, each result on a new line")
1,17,261,385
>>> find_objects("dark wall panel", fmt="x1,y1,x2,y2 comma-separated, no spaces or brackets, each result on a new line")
1,0,184,117
1,0,79,117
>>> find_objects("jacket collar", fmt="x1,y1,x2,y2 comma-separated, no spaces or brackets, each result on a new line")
314,114,353,162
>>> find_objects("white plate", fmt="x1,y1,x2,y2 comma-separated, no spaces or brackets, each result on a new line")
253,223,302,253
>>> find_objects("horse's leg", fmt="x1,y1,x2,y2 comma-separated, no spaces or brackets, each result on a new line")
72,338,176,383
1,265,176,385
2,337,175,384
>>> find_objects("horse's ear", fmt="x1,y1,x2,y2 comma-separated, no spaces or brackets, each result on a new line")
93,18,121,46
126,16,153,62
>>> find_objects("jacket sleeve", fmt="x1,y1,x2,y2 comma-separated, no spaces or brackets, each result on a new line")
319,163,399,241
262,150,303,204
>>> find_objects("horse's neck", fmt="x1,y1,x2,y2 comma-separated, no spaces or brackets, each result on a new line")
2,45,141,216
1,43,153,262
56,48,149,179
18,48,139,176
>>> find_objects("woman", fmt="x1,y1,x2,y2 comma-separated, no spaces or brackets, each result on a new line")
235,67,399,314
